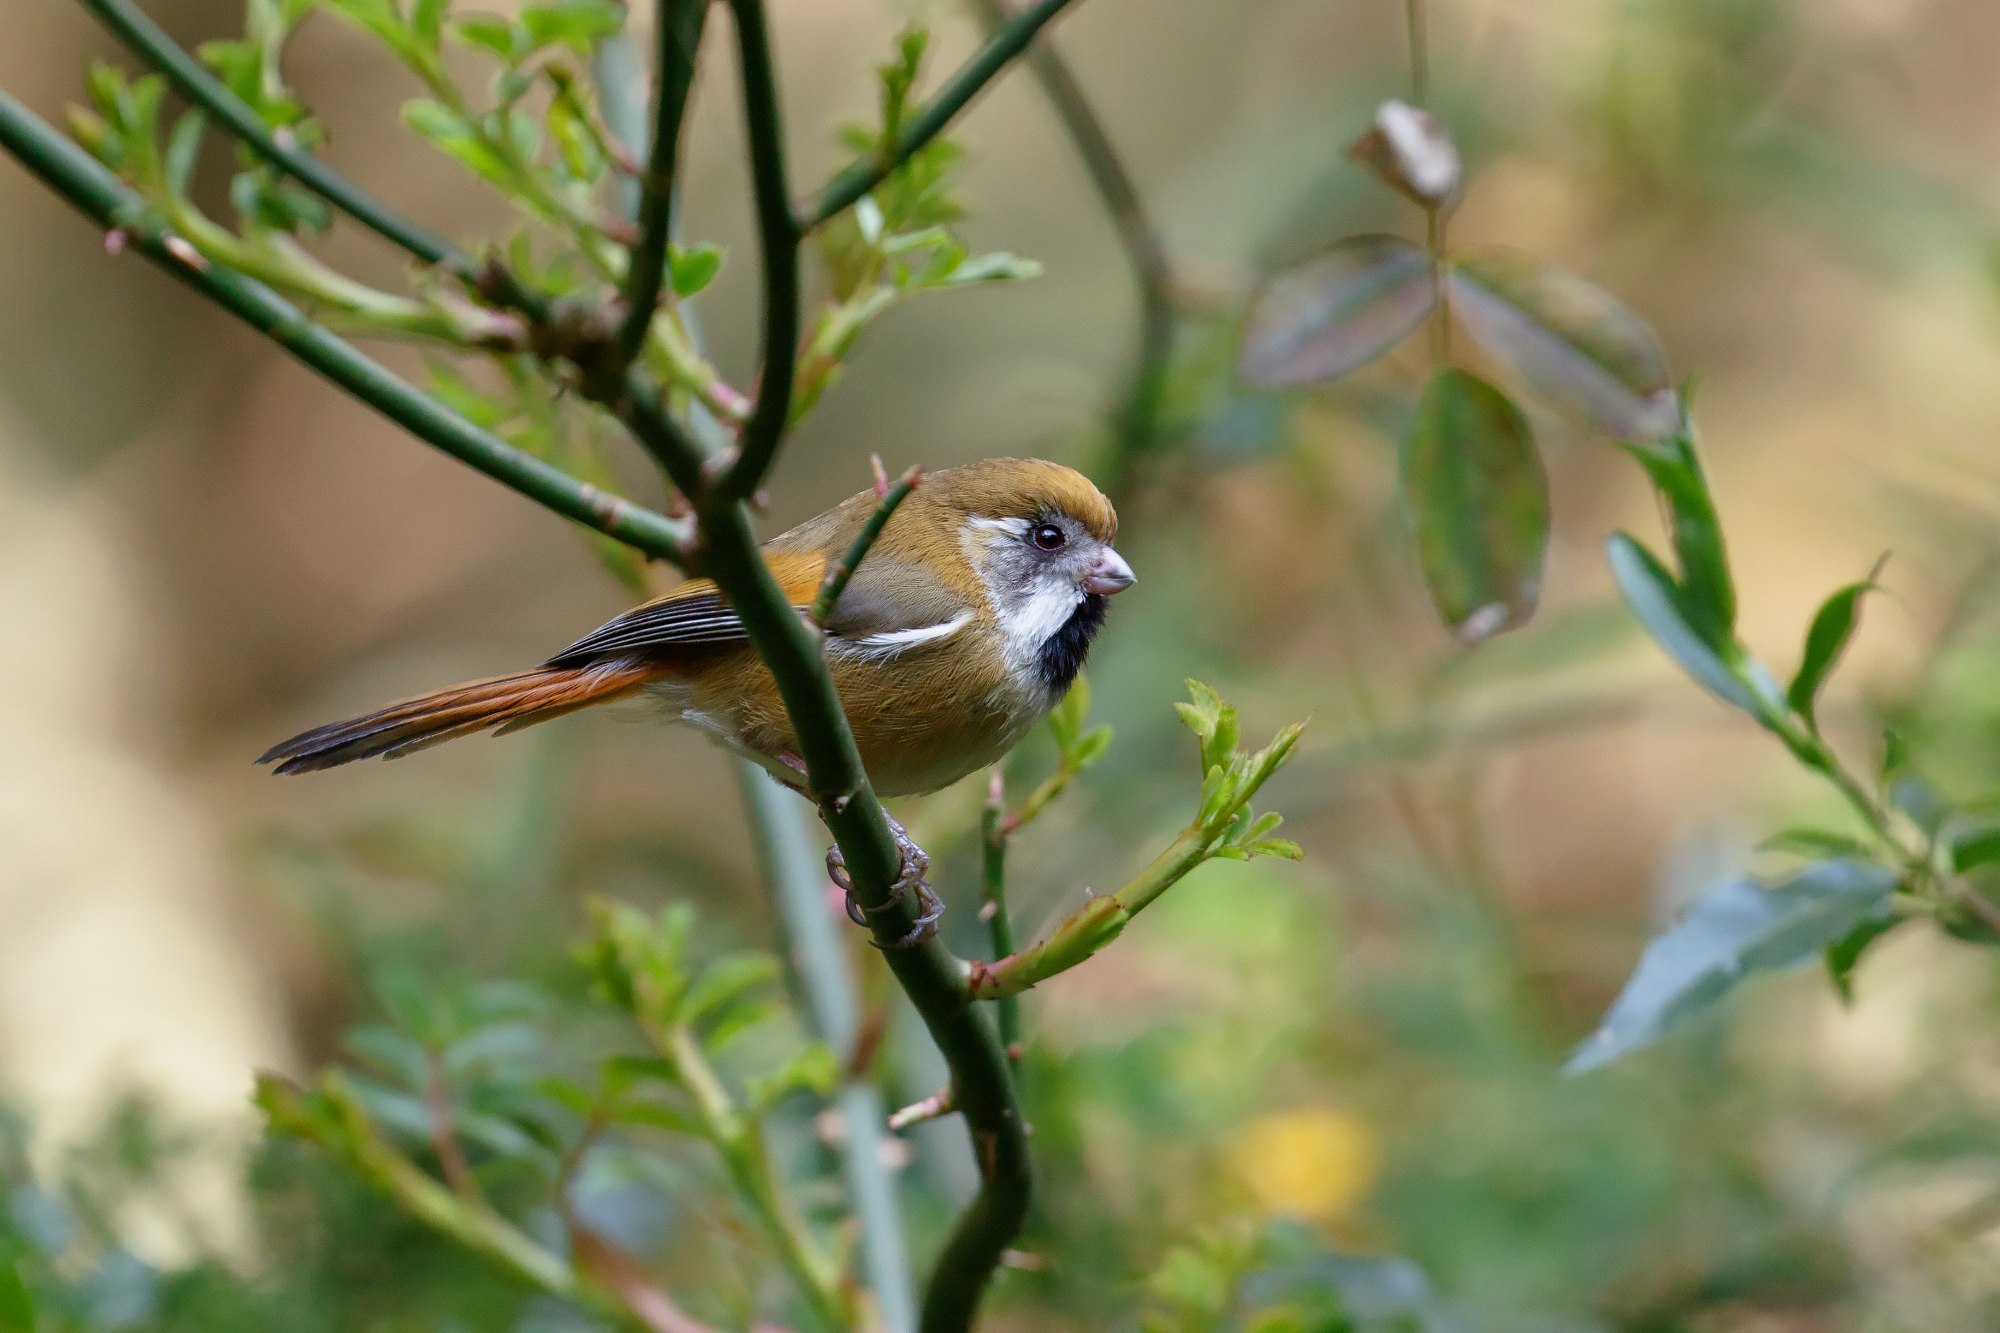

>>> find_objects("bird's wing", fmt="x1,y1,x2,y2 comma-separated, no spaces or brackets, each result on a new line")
541,547,975,667
541,551,827,666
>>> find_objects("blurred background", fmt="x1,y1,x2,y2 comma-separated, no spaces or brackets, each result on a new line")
7,0,2000,1328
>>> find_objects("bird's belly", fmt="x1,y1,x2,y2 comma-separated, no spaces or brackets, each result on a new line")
642,655,1050,798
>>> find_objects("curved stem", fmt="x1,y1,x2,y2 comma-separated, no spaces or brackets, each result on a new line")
0,91,692,563
980,778,1022,1056
80,0,457,267
615,0,710,370
963,0,1173,498
804,0,1083,230
718,0,803,499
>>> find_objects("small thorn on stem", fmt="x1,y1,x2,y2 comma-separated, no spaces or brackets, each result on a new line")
870,452,890,496
103,228,128,256
163,235,208,271
887,1086,956,1131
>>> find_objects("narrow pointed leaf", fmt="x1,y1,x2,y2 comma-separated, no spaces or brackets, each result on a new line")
1622,428,1735,640
1787,569,1881,727
1825,916,1901,1003
1607,533,1759,716
1950,825,2000,873
1238,235,1436,386
1451,249,1679,442
1401,368,1550,643
1566,859,1899,1073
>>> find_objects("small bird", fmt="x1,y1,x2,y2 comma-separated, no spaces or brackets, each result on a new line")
259,457,1135,942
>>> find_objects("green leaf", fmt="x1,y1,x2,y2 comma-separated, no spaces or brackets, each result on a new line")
402,98,511,186
1890,774,1947,837
410,0,451,45
1881,728,1908,781
1760,827,1875,860
1237,234,1437,387
1621,423,1735,642
682,953,781,1027
934,250,1040,286
748,1044,840,1110
1607,533,1760,716
1400,367,1550,643
1451,248,1679,442
1565,859,1900,1073
518,0,624,52
231,170,333,233
1825,915,1902,1003
0,1255,34,1331
1047,674,1090,747
1787,562,1883,727
163,110,207,197
667,242,723,299
1950,825,2000,873
1070,726,1113,769
450,14,523,60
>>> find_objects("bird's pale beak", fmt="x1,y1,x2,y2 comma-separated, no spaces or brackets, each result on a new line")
1082,548,1136,595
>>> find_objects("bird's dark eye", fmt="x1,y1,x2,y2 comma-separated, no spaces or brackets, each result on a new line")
1031,523,1066,551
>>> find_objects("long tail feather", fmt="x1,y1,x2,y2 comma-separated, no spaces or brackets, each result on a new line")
258,661,652,774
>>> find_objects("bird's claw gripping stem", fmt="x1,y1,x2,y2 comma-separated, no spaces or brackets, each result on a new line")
825,817,942,948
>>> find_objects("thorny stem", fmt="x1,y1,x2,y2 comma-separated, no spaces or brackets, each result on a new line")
811,464,923,623
805,0,1082,229
963,0,1174,500
0,93,695,563
614,0,711,371
597,9,922,1312
717,0,804,500
981,775,1023,1057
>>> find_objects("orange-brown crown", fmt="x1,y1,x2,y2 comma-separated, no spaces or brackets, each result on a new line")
922,457,1118,542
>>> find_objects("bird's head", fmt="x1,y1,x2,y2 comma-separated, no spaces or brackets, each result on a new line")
929,458,1134,693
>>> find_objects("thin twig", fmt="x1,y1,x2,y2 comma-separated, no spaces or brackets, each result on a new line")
0,92,694,563
716,0,804,499
422,1052,479,1198
888,1087,957,1132
1404,0,1429,107
804,0,1082,229
614,0,710,370
811,464,923,623
81,0,456,267
963,0,1174,498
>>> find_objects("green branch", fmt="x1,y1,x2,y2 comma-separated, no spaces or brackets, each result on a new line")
980,775,1023,1056
80,0,457,268
614,0,710,369
0,91,692,564
804,0,1082,230
967,692,1305,1002
717,0,804,499
811,463,922,623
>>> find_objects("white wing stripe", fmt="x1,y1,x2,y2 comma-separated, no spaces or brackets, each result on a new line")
833,610,975,660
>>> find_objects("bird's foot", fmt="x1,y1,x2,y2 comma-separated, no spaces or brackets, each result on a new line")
824,821,942,949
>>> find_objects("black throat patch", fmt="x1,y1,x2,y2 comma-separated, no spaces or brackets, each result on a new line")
1036,593,1107,695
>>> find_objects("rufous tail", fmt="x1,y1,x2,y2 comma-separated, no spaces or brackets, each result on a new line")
257,661,653,775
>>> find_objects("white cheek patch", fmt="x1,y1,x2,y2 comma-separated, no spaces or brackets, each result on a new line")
832,610,975,662
999,580,1083,665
